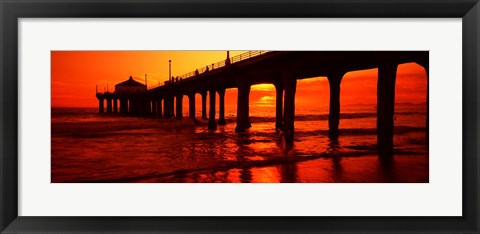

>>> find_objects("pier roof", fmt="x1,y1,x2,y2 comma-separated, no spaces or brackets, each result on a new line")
115,76,146,87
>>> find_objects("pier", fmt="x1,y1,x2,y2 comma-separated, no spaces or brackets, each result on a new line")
95,51,429,159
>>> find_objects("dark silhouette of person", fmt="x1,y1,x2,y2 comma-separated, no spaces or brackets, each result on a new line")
205,66,209,72
176,77,179,82
195,69,199,76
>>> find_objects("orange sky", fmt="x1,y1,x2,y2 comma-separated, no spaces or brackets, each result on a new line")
51,51,427,112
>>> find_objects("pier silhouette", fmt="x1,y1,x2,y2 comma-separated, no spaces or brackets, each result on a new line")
95,51,429,159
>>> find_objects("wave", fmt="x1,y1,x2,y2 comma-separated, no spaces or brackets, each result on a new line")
249,112,425,123
52,108,425,119
51,107,97,116
293,126,425,137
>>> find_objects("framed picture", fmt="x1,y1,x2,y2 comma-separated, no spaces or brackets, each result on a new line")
1,0,478,233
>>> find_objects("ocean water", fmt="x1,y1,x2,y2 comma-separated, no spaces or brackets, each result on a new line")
51,105,428,183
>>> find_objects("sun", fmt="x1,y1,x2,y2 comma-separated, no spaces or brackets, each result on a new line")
260,96,274,101
253,95,275,107
251,84,275,91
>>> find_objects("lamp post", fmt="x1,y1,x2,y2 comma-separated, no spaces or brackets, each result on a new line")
169,60,172,83
226,51,231,66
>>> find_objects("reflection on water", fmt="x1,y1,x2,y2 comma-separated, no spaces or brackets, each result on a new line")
147,155,427,183
51,108,428,183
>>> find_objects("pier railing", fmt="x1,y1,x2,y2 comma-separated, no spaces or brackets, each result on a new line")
148,51,268,89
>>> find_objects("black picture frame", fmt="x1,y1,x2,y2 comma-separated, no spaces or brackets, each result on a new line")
1,0,478,233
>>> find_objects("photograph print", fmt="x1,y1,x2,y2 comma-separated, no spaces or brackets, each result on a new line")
51,51,429,183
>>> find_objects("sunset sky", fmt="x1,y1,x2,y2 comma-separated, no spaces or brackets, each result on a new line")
51,51,427,113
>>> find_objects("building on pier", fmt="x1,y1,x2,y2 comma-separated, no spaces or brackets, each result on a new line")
96,76,149,115
115,76,147,94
